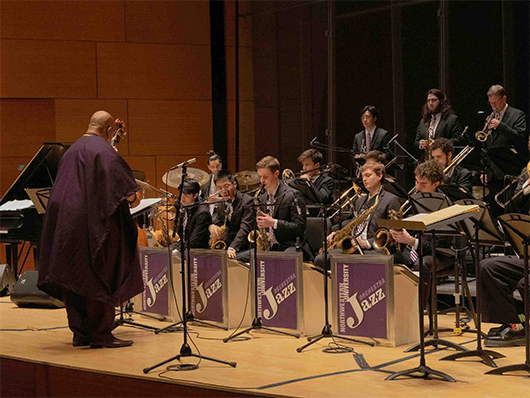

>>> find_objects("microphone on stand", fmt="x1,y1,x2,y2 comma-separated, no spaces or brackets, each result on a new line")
387,134,399,146
170,158,196,171
294,196,302,215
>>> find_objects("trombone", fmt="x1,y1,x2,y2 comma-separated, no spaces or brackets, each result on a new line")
475,112,495,142
494,161,530,208
443,145,474,177
329,181,364,219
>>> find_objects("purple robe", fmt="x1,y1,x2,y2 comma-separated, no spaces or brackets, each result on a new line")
38,135,144,306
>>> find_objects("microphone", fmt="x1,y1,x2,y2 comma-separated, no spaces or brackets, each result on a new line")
461,126,469,138
294,195,302,215
387,134,399,146
310,137,317,146
170,158,196,171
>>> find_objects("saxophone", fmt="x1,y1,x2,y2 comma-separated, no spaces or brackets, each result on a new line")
247,186,270,251
209,201,232,250
322,192,380,254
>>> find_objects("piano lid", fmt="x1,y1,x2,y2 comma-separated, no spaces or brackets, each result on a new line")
0,142,72,206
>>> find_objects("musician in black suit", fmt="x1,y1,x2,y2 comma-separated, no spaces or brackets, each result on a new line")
352,106,394,163
430,138,473,197
208,170,254,258
481,85,528,219
313,162,409,268
179,179,212,249
237,156,310,262
199,150,223,202
414,89,465,159
296,149,334,205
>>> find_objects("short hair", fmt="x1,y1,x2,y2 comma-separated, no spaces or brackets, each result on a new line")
206,150,222,166
360,162,385,178
360,105,379,119
214,169,235,184
414,160,444,185
256,156,280,173
430,137,453,156
365,150,387,164
487,85,506,97
181,178,200,195
297,149,323,165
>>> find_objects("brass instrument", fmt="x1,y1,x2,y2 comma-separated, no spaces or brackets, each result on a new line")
282,168,295,180
209,201,232,250
329,181,364,219
475,111,495,142
247,186,270,251
443,145,474,178
495,161,530,208
322,192,379,254
373,195,413,254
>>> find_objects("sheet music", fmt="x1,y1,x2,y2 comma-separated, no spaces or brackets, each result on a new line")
130,198,163,215
403,204,479,226
0,200,34,211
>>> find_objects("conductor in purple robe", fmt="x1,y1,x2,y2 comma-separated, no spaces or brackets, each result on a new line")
38,110,144,348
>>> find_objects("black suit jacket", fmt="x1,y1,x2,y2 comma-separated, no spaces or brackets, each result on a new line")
352,127,394,162
258,182,306,250
179,201,212,249
414,113,466,150
199,174,215,201
445,165,473,196
485,106,527,157
334,188,401,247
214,191,254,252
312,173,334,205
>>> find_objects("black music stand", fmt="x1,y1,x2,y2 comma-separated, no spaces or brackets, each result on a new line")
223,200,301,342
297,205,374,353
486,214,530,376
440,200,505,367
144,166,236,374
380,204,479,381
404,193,467,352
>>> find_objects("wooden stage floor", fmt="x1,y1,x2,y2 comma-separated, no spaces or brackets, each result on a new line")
0,297,528,397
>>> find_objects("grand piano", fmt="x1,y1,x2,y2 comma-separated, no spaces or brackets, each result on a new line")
0,143,72,277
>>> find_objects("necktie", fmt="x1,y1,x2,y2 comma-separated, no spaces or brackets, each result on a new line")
267,194,278,247
428,114,436,140
182,211,188,238
366,131,372,152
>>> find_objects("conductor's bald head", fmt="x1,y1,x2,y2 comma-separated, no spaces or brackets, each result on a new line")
87,110,115,140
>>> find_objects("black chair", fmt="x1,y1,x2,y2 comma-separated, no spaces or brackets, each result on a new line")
305,217,331,259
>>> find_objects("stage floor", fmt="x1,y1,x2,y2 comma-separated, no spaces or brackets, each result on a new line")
0,297,528,397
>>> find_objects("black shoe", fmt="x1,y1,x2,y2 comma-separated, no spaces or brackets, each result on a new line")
90,337,134,349
72,337,90,347
487,324,508,337
484,326,525,348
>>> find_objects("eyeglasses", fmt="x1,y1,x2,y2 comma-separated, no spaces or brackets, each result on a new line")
217,184,233,192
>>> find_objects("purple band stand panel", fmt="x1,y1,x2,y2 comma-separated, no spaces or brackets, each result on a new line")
251,251,304,332
138,247,171,316
331,254,395,342
189,249,228,328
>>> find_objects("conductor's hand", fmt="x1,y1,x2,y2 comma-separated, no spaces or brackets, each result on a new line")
227,248,236,259
257,214,275,228
390,229,415,246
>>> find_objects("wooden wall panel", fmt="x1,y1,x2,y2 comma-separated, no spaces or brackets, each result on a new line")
97,43,211,100
254,107,279,161
0,99,56,158
155,155,209,196
128,100,213,156
0,157,32,198
55,100,129,155
0,0,125,42
126,0,210,45
224,0,253,48
226,46,254,102
227,100,255,160
0,40,97,99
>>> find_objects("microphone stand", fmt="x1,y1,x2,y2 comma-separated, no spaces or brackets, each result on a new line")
144,163,236,373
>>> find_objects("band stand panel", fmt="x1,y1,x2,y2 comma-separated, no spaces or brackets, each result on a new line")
188,250,252,330
251,251,304,335
330,254,419,347
131,247,181,323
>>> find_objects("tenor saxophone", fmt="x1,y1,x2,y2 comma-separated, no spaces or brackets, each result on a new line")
209,201,232,250
322,192,380,254
247,186,270,251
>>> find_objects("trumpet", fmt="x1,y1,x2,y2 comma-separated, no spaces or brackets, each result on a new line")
494,161,530,208
475,112,495,142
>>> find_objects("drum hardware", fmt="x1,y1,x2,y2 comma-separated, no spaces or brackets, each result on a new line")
162,168,209,188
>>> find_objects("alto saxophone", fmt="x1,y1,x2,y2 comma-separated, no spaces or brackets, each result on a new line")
247,186,270,251
322,192,380,254
209,201,232,250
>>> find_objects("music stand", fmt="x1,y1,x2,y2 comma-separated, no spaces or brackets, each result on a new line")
486,214,530,376
380,204,479,381
296,204,374,353
441,199,505,367
24,188,51,214
404,192,467,352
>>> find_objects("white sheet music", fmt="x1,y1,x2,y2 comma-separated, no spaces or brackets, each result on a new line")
130,198,162,215
0,200,34,211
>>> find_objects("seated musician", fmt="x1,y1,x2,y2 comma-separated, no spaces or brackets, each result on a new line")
364,150,386,165
237,156,311,262
313,162,408,268
479,255,526,347
390,160,455,307
178,178,212,249
297,149,334,205
208,169,254,258
430,137,473,196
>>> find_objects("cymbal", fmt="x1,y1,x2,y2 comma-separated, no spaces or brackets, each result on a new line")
235,170,259,188
135,179,172,197
132,170,146,181
162,168,209,188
